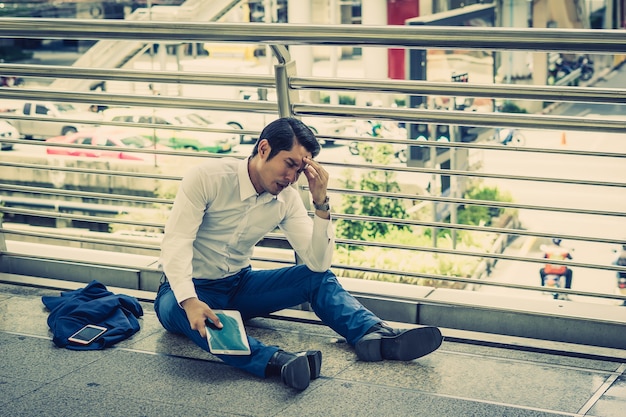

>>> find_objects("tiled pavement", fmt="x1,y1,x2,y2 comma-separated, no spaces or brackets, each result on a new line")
1,281,624,417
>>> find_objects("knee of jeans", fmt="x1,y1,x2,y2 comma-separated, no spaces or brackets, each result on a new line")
311,269,339,286
154,286,178,326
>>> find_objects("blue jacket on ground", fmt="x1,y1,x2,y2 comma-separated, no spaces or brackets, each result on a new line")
42,280,143,350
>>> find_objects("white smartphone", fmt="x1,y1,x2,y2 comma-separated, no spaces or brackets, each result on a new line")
68,324,107,345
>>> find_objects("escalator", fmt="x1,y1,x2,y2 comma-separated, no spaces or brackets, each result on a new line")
49,0,243,92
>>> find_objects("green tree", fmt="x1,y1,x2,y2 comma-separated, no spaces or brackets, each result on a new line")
336,143,408,246
457,184,513,226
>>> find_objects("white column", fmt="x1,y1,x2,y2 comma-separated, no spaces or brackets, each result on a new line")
361,0,388,104
329,0,339,104
288,0,313,77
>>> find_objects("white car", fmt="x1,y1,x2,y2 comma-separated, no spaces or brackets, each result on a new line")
0,120,19,151
302,116,353,146
101,108,238,153
201,109,273,145
205,89,351,146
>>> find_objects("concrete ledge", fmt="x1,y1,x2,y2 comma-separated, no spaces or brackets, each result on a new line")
0,272,158,302
420,288,626,350
338,277,436,323
2,240,160,290
336,279,626,350
1,240,296,292
2,241,625,350
2,271,624,362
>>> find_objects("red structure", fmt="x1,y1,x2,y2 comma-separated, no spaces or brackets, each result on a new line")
387,0,420,79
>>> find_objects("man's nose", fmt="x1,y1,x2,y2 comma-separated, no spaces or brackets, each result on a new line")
287,170,299,184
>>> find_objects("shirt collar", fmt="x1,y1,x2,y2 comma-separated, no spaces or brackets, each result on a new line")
237,157,285,204
238,158,257,201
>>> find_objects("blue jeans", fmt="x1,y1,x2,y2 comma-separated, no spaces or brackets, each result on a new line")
154,265,380,378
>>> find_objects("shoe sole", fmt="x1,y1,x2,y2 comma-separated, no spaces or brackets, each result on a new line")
381,326,443,361
302,350,322,380
281,355,310,391
357,326,443,362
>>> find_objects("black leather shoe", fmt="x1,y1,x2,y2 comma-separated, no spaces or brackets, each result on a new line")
355,324,442,362
267,350,318,390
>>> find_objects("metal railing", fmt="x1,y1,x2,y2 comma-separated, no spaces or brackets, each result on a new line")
0,16,625,310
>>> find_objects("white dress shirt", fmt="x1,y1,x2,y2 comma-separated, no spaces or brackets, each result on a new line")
160,157,335,305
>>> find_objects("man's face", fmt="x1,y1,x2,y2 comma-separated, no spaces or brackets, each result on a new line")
256,140,311,195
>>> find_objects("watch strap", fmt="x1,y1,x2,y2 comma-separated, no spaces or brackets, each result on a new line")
313,196,330,211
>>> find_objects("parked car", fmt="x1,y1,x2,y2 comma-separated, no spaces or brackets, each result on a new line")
0,120,19,151
302,116,353,146
45,127,169,161
205,89,350,146
0,100,100,139
202,109,271,145
101,108,237,153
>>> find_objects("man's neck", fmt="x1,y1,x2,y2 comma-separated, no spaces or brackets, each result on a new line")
247,156,264,195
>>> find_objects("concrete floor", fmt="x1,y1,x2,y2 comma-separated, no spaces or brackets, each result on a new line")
1,281,624,417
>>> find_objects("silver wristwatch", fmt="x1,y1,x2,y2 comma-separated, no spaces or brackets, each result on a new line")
313,196,330,211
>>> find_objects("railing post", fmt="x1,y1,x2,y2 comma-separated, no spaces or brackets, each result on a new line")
270,44,300,119
271,44,313,311
0,198,6,253
270,44,312,217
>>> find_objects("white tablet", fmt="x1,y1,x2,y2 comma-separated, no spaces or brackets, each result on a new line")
205,310,251,355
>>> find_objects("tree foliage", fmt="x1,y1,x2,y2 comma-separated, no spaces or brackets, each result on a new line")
335,142,408,247
334,144,516,286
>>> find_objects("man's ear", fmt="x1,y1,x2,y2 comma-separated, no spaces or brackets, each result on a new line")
257,139,270,158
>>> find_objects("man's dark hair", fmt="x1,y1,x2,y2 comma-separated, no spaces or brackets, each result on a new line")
251,117,320,160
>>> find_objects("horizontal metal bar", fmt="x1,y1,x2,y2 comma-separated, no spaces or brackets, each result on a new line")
293,104,626,134
0,229,298,267
0,135,252,160
0,114,245,139
0,19,624,53
3,153,623,191
0,196,131,215
2,188,623,249
0,249,160,273
0,207,163,229
291,76,626,105
39,137,185,158
330,213,626,247
1,63,623,106
3,148,624,193
3,203,623,254
0,184,171,206
3,226,623,280
319,158,626,188
333,263,626,302
319,133,625,159
0,161,182,181
0,63,276,87
2,245,620,303
321,187,626,218
7,86,620,134
7,113,619,160
3,181,623,243
334,236,625,273
0,87,279,114
0,228,160,252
